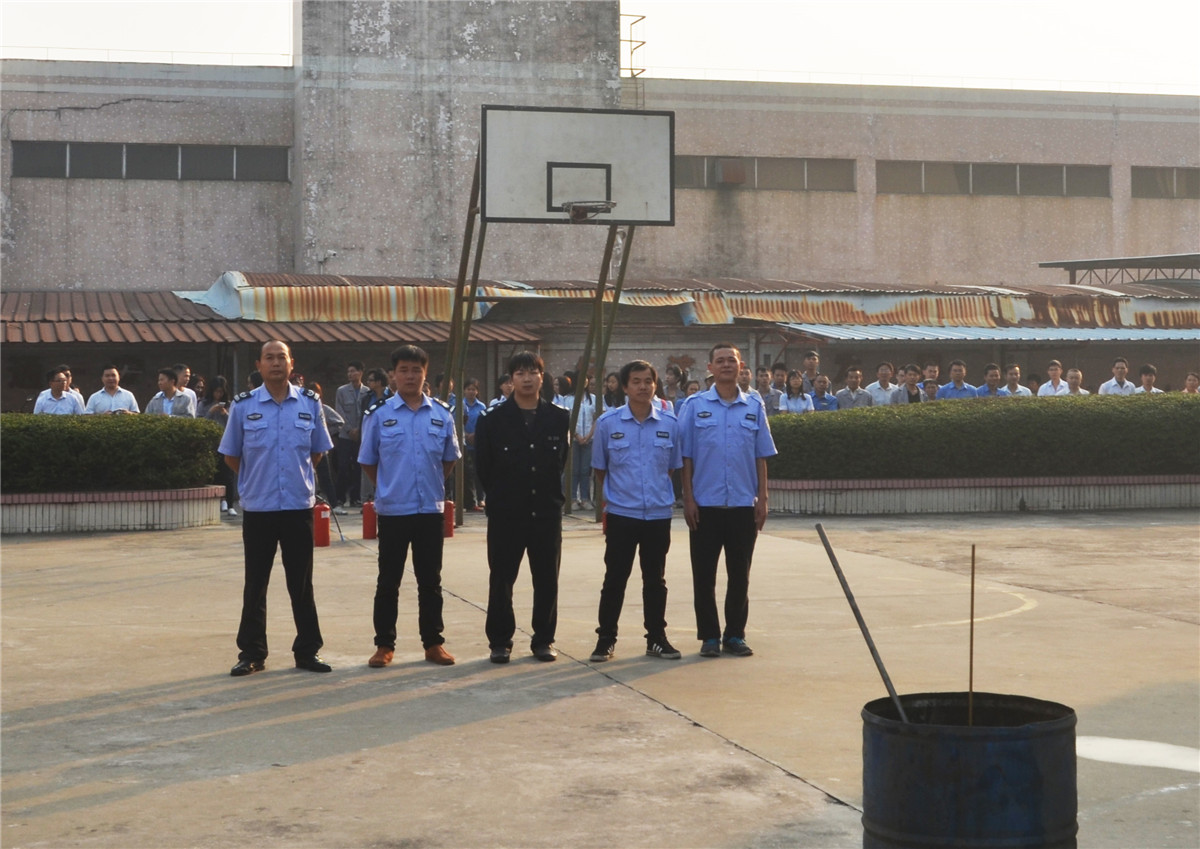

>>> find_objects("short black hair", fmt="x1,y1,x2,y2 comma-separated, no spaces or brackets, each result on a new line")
949,359,967,369
771,360,787,372
709,341,741,362
101,363,119,373
1139,363,1157,376
158,367,178,384
365,368,388,385
507,351,544,374
390,345,429,368
983,363,1001,375
1047,359,1063,369
348,360,365,371
619,359,657,388
249,371,263,388
1112,356,1129,367
45,369,66,383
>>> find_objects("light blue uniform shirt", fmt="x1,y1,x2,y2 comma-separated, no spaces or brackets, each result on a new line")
358,394,461,516
937,382,978,399
85,387,140,414
591,403,683,521
219,384,333,512
679,387,777,508
975,385,1011,397
461,397,487,447
33,393,84,415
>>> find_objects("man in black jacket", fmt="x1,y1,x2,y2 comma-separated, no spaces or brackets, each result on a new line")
474,351,570,663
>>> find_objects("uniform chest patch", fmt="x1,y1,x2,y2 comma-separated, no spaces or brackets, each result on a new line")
247,413,263,421
657,431,670,439
383,419,398,428
431,418,444,427
611,432,625,440
744,413,757,421
298,411,312,420
697,411,713,419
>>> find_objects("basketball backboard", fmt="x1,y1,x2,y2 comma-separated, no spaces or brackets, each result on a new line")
480,105,674,226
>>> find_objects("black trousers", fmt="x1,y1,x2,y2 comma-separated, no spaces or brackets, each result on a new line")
374,513,446,649
485,514,561,650
689,506,757,642
597,514,671,641
462,450,485,509
237,509,324,662
335,435,361,505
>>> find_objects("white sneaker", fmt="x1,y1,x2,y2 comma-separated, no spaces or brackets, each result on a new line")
220,499,228,512
227,507,238,517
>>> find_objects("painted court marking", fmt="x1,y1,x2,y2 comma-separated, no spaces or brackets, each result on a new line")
913,588,1038,629
1077,737,1200,773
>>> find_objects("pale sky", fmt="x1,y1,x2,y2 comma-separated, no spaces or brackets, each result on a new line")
1,0,1197,95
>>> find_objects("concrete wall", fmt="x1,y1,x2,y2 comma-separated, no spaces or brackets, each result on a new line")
1,61,295,290
629,80,1200,288
291,0,621,279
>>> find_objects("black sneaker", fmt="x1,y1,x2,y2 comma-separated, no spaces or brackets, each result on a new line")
722,637,754,657
646,638,681,660
590,638,615,662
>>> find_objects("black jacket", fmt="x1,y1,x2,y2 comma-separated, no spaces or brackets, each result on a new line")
474,397,569,519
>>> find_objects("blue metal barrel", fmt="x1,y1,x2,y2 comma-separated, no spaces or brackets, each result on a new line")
862,692,1077,848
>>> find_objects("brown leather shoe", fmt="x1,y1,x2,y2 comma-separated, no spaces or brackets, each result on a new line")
424,644,455,666
368,647,394,668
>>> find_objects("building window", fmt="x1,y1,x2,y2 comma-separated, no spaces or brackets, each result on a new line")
235,146,289,181
10,140,290,182
68,142,124,179
1132,166,1200,199
877,160,1111,198
11,141,67,177
675,155,856,192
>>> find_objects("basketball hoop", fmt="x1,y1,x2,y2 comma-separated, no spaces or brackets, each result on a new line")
561,200,617,223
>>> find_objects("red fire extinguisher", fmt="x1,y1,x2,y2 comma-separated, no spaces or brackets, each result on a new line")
443,499,455,538
313,501,331,547
362,501,377,540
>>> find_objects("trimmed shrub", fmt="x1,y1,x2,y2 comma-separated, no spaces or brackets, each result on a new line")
766,394,1200,480
1,414,223,493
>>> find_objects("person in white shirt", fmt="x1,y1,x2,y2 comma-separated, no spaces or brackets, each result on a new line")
174,363,199,407
1133,363,1164,394
1065,368,1090,395
1098,357,1137,395
34,362,85,408
570,382,598,509
864,361,898,406
33,369,84,415
1037,360,1069,396
1004,364,1033,397
778,369,814,413
85,364,140,414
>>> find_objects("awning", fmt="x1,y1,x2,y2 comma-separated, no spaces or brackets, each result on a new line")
779,323,1200,343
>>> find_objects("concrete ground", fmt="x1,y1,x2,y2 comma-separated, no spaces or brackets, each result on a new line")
2,508,1197,849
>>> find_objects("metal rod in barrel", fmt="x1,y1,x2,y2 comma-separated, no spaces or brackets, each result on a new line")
816,523,910,724
969,544,976,727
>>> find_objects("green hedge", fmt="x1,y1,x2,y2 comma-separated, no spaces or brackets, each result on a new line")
766,394,1200,480
0,414,223,493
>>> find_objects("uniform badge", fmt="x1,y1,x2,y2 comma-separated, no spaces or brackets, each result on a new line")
656,431,670,439
298,411,312,420
744,413,757,421
383,419,398,427
247,412,263,421
431,418,444,427
697,411,713,418
611,432,625,440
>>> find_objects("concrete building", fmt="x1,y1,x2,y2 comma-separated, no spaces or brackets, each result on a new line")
2,0,1197,409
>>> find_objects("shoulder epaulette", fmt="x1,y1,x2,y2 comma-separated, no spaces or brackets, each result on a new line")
432,396,452,410
363,397,388,416
233,391,252,403
302,387,318,400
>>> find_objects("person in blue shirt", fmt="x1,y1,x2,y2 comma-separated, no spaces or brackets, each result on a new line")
589,360,684,663
937,360,978,399
679,342,778,659
809,374,839,411
975,363,1011,398
219,340,334,677
459,377,488,511
33,369,84,415
358,345,461,668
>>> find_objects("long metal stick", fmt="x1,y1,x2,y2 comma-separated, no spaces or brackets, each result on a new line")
815,523,909,723
969,544,976,727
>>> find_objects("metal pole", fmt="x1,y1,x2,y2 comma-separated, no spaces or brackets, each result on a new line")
591,224,634,520
815,523,910,724
969,544,976,727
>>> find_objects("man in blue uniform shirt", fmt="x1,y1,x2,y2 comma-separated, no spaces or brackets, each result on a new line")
589,360,684,663
358,345,461,668
219,340,334,676
474,351,570,663
679,342,777,658
937,360,978,399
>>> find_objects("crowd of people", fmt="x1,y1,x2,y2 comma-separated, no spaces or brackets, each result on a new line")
25,343,1197,675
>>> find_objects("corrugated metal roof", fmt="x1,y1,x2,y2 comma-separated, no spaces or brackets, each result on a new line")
779,323,1200,342
1038,253,1200,271
0,291,541,345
